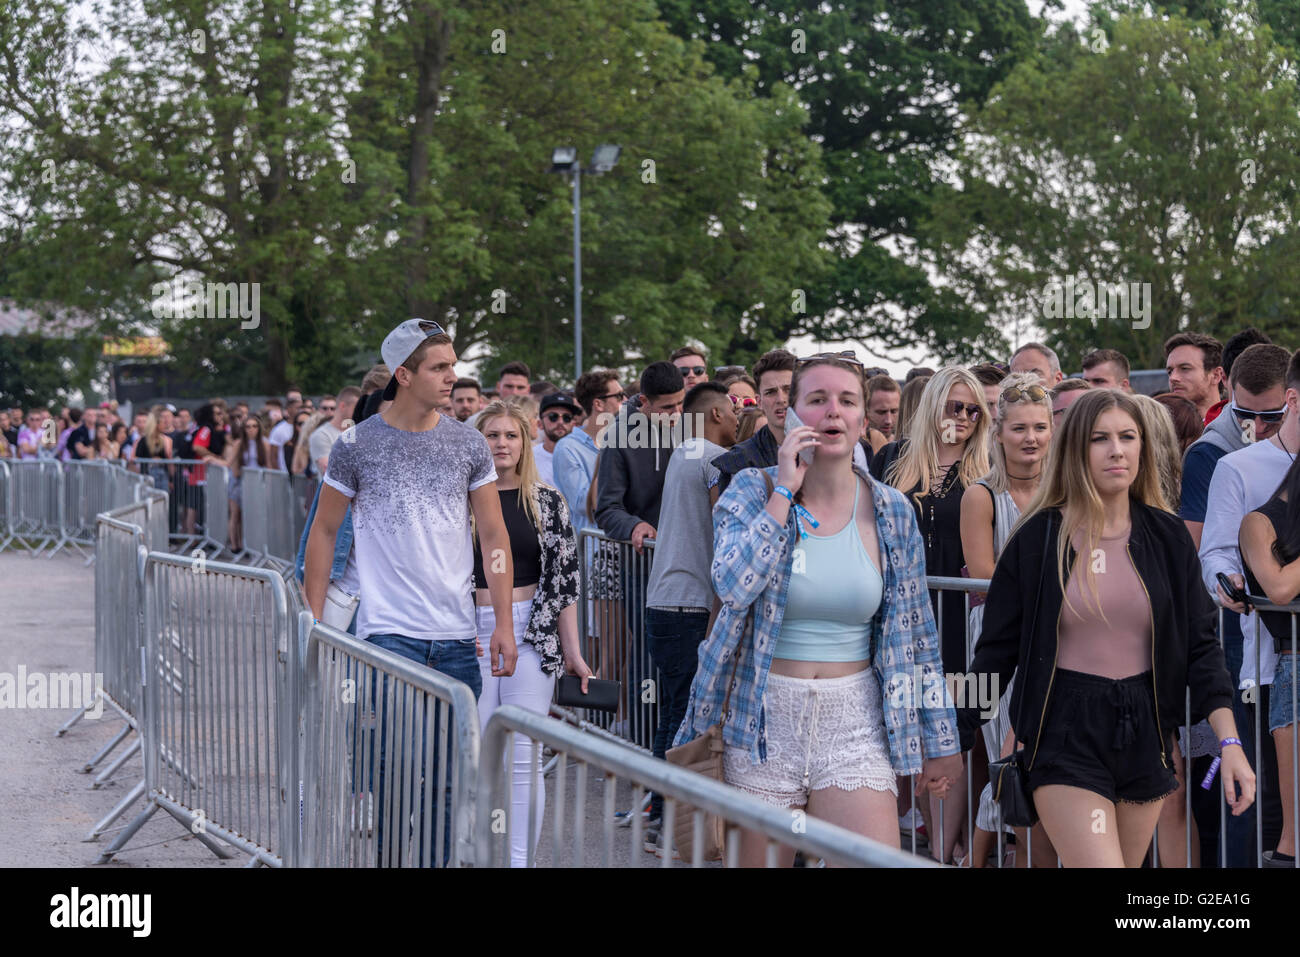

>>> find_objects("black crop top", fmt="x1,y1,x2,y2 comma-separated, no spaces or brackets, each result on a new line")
1243,496,1299,652
472,488,542,588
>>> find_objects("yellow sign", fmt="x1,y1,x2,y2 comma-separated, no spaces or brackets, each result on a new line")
102,336,169,358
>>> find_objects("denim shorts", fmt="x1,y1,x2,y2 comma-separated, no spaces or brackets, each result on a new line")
1270,653,1297,734
1026,669,1177,805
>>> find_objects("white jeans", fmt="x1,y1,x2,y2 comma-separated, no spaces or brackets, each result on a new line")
476,598,555,867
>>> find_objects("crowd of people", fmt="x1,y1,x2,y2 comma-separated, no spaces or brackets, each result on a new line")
8,320,1298,869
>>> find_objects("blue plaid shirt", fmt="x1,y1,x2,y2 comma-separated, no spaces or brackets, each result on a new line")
674,465,959,774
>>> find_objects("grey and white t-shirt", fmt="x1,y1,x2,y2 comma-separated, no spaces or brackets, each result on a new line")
324,413,497,641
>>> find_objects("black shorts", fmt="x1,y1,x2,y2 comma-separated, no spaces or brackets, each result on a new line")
1026,669,1177,805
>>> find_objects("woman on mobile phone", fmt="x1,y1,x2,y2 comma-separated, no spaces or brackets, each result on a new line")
676,354,962,866
472,401,594,867
959,389,1254,866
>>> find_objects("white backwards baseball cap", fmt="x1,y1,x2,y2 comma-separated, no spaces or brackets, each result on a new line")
380,319,448,400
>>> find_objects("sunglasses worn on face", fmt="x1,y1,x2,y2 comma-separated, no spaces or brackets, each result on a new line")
600,391,626,402
944,400,982,421
678,365,706,377
1231,404,1287,425
1002,385,1047,403
544,412,574,424
728,395,758,407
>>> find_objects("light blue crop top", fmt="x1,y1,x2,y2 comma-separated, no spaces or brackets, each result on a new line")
772,479,883,662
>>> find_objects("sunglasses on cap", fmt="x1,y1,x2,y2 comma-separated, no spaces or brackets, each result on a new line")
799,350,863,366
728,395,758,407
416,319,446,337
944,400,982,421
1231,404,1287,425
544,411,574,424
1002,384,1047,403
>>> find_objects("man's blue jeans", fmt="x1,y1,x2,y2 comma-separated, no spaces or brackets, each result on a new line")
362,634,482,866
645,608,709,821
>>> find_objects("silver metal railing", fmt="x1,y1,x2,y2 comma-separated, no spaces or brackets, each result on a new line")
476,705,934,867
574,529,659,753
296,614,481,867
98,553,295,866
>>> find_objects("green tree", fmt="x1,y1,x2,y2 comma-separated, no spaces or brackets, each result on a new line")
923,10,1300,370
656,0,1039,361
0,0,833,392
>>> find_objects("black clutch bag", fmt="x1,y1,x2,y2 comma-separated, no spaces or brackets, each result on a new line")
988,751,1038,827
555,675,620,714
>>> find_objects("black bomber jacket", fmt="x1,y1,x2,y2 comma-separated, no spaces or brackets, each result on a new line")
956,502,1235,769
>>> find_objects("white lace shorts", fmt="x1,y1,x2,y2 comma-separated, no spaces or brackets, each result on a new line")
723,669,898,808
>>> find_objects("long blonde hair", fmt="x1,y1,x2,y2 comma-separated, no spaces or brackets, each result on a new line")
888,366,991,498
291,411,330,474
983,373,1053,495
1014,388,1168,619
475,401,542,529
1129,393,1181,513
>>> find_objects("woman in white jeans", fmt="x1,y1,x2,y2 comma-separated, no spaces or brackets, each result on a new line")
473,401,594,866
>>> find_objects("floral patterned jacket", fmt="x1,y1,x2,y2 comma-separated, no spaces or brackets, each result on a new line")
475,484,580,675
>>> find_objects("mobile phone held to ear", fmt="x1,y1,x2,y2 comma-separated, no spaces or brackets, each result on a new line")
784,405,816,466
1215,572,1251,608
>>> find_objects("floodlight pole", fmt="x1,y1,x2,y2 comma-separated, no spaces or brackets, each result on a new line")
573,166,582,381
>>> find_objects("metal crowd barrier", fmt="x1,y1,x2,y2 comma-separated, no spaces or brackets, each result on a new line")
5,459,69,555
240,467,300,570
476,704,933,867
128,458,230,556
296,614,481,867
99,553,295,867
68,507,151,840
574,529,659,752
0,459,10,550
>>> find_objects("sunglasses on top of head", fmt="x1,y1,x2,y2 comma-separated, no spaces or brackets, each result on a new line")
798,350,863,367
1002,384,1047,403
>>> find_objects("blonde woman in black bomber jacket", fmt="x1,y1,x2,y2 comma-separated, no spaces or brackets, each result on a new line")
957,389,1254,867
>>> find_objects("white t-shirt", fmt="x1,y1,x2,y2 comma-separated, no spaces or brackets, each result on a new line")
1199,436,1295,686
324,412,497,641
533,442,554,487
268,418,294,470
309,421,342,466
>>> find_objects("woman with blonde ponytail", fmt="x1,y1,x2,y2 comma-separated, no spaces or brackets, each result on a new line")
959,389,1252,866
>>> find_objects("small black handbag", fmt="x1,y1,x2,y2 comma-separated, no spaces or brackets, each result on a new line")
987,750,1037,827
555,675,620,714
985,518,1051,829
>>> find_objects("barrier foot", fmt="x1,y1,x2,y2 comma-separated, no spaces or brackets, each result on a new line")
85,778,146,842
155,803,235,861
96,797,160,863
58,700,96,738
78,719,130,770
92,736,142,788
